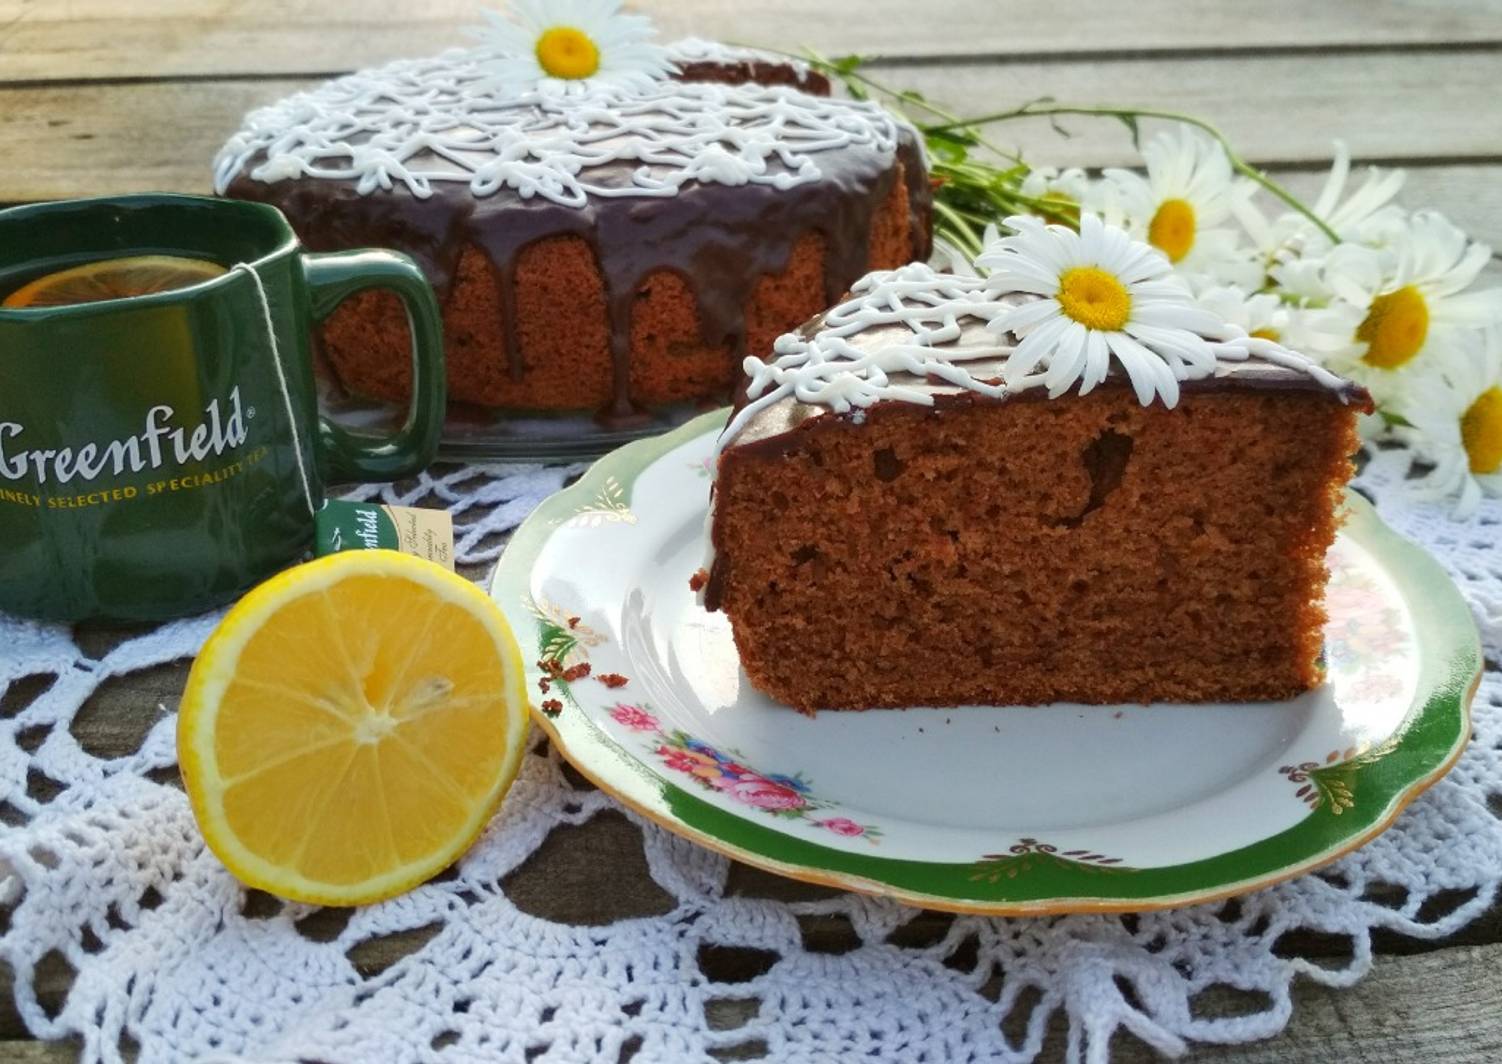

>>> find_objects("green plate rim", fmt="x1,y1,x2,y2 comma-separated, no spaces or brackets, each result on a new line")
491,409,1482,915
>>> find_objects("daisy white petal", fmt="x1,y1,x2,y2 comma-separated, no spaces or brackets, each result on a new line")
1041,320,1091,395
991,297,1063,335
1081,327,1111,393
1107,331,1179,406
1005,313,1073,380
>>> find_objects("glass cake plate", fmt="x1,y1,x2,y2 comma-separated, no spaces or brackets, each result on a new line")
316,357,705,463
489,410,1481,914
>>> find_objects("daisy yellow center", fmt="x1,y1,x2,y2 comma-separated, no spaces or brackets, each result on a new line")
1461,386,1502,474
1357,285,1429,369
1057,266,1132,331
535,26,600,80
1250,327,1281,342
1147,198,1196,263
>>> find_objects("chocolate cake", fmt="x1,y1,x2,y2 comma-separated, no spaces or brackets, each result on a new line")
213,40,930,421
696,217,1372,711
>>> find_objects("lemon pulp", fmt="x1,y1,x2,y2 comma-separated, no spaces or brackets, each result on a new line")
3,254,226,309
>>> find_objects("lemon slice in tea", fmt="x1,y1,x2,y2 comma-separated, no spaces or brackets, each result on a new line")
3,254,226,309
178,550,530,905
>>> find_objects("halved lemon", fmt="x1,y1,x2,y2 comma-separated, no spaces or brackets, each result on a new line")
2,254,226,309
178,550,529,905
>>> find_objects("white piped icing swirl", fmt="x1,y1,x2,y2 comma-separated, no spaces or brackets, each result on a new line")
718,260,1355,452
212,48,900,207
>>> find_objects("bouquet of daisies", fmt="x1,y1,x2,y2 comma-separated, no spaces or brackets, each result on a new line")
1047,130,1502,518
820,58,1502,517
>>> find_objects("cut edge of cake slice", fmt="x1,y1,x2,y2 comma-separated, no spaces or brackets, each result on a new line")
694,214,1373,712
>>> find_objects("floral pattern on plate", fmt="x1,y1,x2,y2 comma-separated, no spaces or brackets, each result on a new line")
1324,557,1411,673
608,703,883,844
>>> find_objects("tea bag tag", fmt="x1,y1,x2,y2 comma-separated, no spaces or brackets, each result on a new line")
315,500,455,570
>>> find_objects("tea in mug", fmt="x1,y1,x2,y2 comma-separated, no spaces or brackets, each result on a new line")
2,254,227,309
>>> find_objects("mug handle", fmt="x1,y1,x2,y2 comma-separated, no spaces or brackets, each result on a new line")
302,250,446,482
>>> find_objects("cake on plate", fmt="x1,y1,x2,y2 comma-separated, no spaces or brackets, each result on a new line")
213,17,930,421
695,215,1372,711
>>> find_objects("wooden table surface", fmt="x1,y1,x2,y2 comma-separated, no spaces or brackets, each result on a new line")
3,1,1501,1060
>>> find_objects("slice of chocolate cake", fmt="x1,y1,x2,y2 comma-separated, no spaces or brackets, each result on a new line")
696,215,1372,711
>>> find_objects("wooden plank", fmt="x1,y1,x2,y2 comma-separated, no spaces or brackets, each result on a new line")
1,1,1499,82
3,50,1502,205
0,1042,76,1062
889,50,1502,169
0,79,276,202
1111,943,1502,1063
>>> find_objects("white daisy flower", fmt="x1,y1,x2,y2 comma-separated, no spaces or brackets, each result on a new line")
1020,165,1093,223
471,1,676,98
1197,285,1294,345
1312,141,1407,241
1021,165,1090,203
1392,326,1502,517
977,213,1238,407
1197,283,1331,367
1233,140,1406,259
1102,126,1261,291
1297,210,1502,401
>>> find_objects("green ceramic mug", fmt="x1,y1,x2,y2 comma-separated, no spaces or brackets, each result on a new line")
0,194,446,622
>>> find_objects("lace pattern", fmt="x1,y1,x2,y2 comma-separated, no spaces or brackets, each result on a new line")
1,448,1499,1063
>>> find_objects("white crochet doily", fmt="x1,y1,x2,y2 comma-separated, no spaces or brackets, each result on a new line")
2,447,1499,1064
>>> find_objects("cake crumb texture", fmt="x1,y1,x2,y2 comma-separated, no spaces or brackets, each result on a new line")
710,388,1359,710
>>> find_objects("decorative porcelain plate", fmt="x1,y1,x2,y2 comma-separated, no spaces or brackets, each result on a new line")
490,411,1482,914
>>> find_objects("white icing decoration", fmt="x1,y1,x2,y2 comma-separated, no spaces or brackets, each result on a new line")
718,260,1355,452
212,49,900,207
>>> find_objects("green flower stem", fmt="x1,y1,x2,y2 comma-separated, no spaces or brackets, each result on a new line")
765,51,1338,251
760,46,1027,164
931,199,986,257
926,104,1340,244
839,72,1026,165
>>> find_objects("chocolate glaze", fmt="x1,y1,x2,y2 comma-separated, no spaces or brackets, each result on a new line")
722,362,1372,461
675,58,830,96
222,59,930,423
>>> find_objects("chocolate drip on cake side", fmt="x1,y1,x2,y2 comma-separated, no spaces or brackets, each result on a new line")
466,205,595,386
225,130,930,425
225,176,478,303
